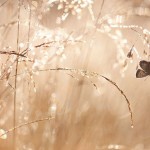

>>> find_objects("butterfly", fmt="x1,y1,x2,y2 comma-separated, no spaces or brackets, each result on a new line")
136,60,150,78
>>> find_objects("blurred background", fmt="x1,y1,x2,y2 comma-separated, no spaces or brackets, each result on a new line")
0,0,150,149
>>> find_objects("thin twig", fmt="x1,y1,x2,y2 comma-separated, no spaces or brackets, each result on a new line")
0,0,8,8
34,39,82,48
38,67,133,127
0,51,26,57
0,21,17,29
27,1,31,55
131,28,144,40
0,67,133,127
99,75,133,127
0,117,54,138
95,0,105,26
13,0,21,149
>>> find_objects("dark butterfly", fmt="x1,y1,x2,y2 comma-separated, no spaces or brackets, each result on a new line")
136,60,150,78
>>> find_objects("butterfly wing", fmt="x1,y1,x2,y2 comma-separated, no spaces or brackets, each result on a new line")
139,60,150,72
136,69,148,78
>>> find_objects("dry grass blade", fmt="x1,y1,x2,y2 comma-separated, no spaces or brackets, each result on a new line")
38,67,133,127
13,0,21,149
0,0,8,8
0,117,54,138
0,51,27,57
99,75,133,128
0,21,17,28
0,66,134,127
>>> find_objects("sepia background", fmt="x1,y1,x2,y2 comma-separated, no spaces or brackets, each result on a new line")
0,0,150,149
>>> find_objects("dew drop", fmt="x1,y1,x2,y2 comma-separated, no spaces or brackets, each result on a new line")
0,129,7,139
131,125,134,129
